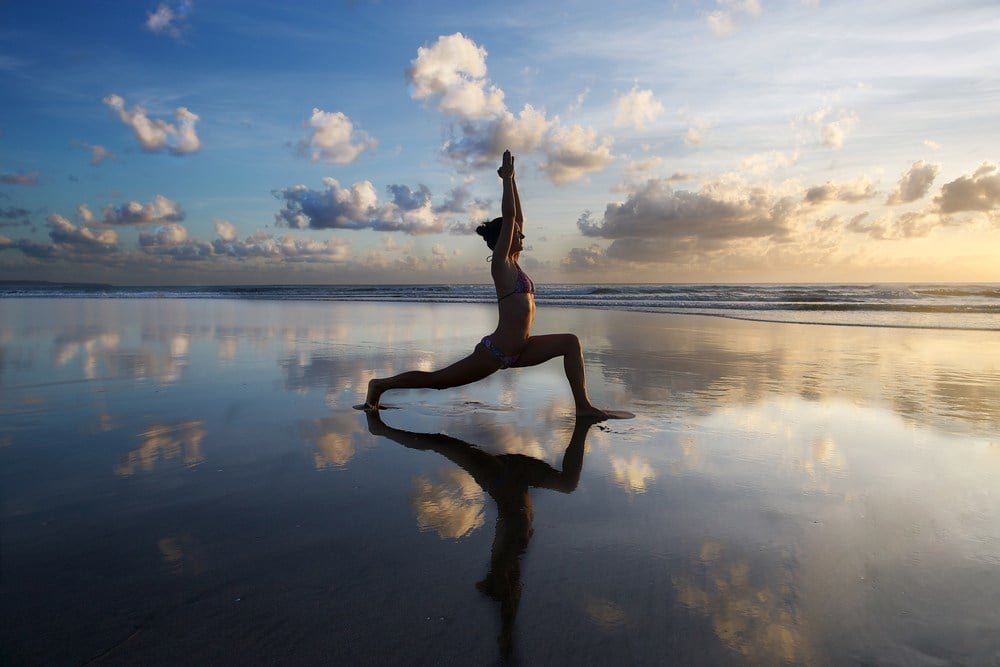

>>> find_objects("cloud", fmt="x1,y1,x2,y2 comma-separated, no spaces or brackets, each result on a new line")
805,108,858,150
935,162,1000,214
77,142,114,166
302,108,377,164
624,157,664,175
1,171,40,185
685,124,706,147
146,1,192,38
46,214,119,252
578,178,795,248
846,210,939,240
440,103,551,169
707,11,737,37
408,33,615,184
213,218,237,242
887,160,941,205
103,94,201,155
707,0,761,36
139,223,214,260
740,151,799,176
539,125,615,185
408,32,505,119
804,178,876,205
614,86,665,130
0,206,31,228
102,195,185,225
212,231,352,263
274,178,446,234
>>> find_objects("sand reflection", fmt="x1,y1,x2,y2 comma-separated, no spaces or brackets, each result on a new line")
364,411,598,659
574,311,1000,438
674,541,810,665
115,420,205,476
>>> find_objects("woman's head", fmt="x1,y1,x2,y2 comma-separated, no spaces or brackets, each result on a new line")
475,217,504,250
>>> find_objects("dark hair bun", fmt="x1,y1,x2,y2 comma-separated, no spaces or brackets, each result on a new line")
475,223,488,238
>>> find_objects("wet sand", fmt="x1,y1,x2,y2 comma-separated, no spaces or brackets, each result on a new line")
2,298,999,665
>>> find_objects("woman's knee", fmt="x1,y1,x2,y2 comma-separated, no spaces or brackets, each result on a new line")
562,333,582,354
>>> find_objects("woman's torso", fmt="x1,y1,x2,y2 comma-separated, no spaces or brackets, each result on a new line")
491,260,535,349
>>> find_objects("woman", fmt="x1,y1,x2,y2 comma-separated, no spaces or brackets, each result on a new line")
363,150,610,418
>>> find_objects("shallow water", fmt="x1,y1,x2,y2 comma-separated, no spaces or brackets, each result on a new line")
2,299,998,665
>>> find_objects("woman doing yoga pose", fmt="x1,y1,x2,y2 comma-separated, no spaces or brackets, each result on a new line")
363,150,611,419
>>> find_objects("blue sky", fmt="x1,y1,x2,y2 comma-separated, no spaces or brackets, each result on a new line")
1,0,998,285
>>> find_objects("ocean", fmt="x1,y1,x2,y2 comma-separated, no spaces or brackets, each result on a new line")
2,281,998,330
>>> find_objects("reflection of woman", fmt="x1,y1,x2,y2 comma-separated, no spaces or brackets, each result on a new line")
364,150,610,419
365,411,596,658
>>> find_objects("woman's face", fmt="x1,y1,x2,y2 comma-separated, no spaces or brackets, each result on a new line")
513,226,524,252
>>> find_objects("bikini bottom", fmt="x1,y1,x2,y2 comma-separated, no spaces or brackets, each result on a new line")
480,335,519,369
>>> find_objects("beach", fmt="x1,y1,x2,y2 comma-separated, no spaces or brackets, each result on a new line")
2,297,999,665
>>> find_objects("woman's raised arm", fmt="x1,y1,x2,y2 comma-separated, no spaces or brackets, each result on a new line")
492,150,518,263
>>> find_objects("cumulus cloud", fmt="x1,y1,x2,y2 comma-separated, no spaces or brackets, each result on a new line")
408,32,505,118
46,214,119,252
146,1,192,38
1,171,40,185
212,230,351,263
103,94,201,155
102,195,185,225
614,86,665,130
302,108,377,164
539,126,615,185
886,160,941,205
408,33,615,183
578,178,795,247
274,178,446,234
213,218,237,242
935,162,1000,214
139,223,213,259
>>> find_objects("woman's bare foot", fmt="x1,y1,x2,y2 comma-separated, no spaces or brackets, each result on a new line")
576,405,611,420
364,378,384,411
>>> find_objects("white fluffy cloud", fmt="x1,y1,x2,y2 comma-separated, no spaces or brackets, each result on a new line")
102,195,185,225
274,178,446,234
408,33,615,184
103,94,201,155
408,32,505,118
539,126,615,185
614,86,665,130
47,214,119,250
212,230,351,263
304,108,377,164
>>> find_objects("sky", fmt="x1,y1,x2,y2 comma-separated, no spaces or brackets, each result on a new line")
1,0,998,285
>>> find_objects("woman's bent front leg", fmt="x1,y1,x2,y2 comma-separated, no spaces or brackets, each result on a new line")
511,334,607,417
365,346,501,410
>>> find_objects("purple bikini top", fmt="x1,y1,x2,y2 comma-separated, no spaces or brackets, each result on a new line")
498,265,535,300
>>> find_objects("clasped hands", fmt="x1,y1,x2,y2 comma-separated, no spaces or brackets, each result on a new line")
497,149,515,180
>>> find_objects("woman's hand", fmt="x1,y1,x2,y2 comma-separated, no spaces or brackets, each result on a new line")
497,149,515,180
